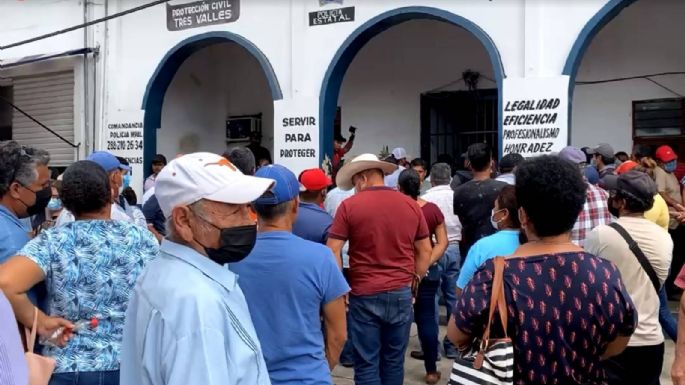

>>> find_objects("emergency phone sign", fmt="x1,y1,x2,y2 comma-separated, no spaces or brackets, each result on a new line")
274,99,320,176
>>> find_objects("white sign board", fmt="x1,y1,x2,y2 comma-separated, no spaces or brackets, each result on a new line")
273,98,320,176
102,111,145,197
501,76,569,157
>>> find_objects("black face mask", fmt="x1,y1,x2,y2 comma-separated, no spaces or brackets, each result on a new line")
608,196,620,218
19,185,52,218
194,214,257,265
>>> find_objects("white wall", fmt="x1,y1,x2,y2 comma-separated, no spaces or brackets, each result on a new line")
572,0,685,153
158,42,274,157
338,19,494,159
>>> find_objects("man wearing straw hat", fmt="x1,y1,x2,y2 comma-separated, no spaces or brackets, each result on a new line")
327,153,432,385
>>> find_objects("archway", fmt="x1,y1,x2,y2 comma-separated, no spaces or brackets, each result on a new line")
319,6,505,166
141,31,282,176
562,0,685,154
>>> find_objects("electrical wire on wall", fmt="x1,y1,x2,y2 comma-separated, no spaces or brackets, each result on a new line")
576,71,685,97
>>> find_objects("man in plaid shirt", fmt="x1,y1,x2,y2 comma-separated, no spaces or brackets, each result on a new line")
559,146,613,247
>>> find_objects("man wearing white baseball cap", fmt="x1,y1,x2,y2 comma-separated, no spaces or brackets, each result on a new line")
121,152,273,385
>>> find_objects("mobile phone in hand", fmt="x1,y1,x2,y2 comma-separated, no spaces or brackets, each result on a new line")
349,126,357,134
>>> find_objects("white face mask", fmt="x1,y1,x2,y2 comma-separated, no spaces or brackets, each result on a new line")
490,209,505,230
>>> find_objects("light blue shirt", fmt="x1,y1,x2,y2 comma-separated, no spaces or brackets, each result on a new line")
230,232,349,385
120,240,271,385
456,230,520,289
0,204,29,264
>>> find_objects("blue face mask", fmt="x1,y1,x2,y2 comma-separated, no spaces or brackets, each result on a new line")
123,174,131,188
665,160,677,173
47,198,62,211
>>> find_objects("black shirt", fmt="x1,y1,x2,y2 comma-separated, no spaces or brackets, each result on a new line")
453,178,507,255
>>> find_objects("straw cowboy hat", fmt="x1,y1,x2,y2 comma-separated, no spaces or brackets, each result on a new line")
336,153,398,190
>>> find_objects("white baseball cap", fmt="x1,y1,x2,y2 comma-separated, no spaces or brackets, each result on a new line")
155,152,274,217
392,147,407,160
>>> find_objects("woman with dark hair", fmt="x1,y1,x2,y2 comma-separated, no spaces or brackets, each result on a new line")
398,168,448,384
144,154,167,192
448,156,637,385
0,160,158,385
456,185,521,293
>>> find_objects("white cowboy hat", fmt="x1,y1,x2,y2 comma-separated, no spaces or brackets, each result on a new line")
336,153,398,190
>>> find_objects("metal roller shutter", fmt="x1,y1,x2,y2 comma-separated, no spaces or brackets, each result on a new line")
12,71,75,166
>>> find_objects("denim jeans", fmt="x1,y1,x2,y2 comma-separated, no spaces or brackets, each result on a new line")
414,279,440,373
659,285,677,341
439,244,460,350
49,370,119,385
349,287,413,385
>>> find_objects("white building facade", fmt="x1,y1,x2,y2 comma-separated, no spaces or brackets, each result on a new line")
0,0,683,194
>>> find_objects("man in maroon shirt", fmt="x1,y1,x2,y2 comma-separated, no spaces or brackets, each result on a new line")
327,153,432,385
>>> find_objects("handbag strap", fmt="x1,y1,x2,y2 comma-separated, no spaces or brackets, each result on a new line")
24,307,38,353
481,256,508,343
608,222,661,294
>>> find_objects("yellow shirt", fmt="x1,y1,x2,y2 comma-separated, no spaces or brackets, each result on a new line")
644,193,670,230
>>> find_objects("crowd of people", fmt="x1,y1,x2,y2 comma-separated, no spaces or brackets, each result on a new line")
0,136,684,385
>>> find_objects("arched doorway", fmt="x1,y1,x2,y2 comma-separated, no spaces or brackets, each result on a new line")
319,6,505,167
141,31,282,176
564,0,685,156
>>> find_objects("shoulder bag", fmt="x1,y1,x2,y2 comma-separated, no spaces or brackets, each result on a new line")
608,222,661,294
25,308,56,385
449,256,514,385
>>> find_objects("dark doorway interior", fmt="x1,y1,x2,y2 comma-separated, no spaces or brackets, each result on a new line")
420,88,498,166
0,86,13,141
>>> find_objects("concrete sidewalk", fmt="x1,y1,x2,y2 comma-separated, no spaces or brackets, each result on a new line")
332,323,676,385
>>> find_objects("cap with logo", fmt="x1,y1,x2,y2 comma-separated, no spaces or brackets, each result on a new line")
655,145,677,163
587,143,615,159
155,152,273,217
299,168,332,192
254,164,300,205
558,146,587,165
87,151,130,172
391,147,407,160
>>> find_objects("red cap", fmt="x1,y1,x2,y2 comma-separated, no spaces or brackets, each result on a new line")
299,168,332,191
656,145,677,163
616,160,638,175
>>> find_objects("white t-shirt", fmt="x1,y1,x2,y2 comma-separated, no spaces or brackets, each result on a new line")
421,184,462,243
585,216,673,347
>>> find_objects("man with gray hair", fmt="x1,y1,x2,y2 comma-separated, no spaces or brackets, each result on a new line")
0,140,51,264
419,162,462,359
121,152,274,385
0,140,50,308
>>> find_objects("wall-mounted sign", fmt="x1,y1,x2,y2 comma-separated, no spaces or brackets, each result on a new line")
309,6,354,26
167,0,240,31
274,99,320,176
319,0,343,5
501,76,569,157
102,111,145,197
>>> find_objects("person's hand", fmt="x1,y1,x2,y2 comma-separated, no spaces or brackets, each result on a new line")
672,357,685,385
675,203,685,213
38,314,74,347
348,126,357,134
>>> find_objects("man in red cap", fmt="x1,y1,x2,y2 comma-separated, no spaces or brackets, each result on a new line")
654,145,685,298
293,168,334,244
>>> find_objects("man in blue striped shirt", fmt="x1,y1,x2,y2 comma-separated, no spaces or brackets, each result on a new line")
120,153,274,385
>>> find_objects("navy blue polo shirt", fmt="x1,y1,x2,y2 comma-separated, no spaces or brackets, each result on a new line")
293,202,333,244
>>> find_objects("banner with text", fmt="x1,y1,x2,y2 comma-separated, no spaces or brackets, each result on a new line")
102,111,145,197
274,99,320,176
501,76,569,157
167,0,240,31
